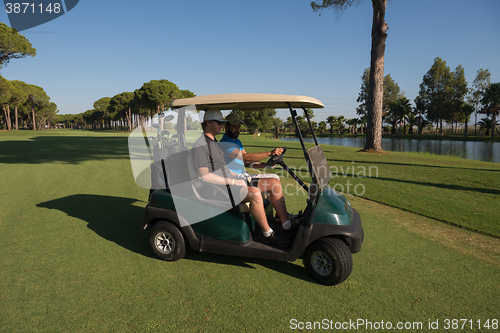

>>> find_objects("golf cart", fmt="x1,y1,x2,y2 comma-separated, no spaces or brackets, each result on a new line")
129,94,363,286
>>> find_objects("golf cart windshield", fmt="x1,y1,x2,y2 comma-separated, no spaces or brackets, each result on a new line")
307,145,332,189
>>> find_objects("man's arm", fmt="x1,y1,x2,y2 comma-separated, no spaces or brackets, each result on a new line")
198,167,244,186
242,147,283,167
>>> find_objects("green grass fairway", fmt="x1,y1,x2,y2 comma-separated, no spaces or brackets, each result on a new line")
244,134,500,238
1,130,499,332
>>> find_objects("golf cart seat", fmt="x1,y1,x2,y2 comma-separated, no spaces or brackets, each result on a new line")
186,152,250,213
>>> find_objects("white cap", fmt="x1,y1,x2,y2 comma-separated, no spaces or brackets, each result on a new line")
203,109,227,122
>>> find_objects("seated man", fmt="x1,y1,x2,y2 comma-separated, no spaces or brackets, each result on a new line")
191,108,290,248
219,113,293,232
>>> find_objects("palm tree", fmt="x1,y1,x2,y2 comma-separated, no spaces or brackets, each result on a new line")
478,118,492,136
318,121,327,134
336,115,346,133
347,118,359,134
460,103,474,137
386,101,398,134
399,97,412,134
327,115,336,134
481,83,500,138
407,109,418,134
387,97,411,134
312,0,388,151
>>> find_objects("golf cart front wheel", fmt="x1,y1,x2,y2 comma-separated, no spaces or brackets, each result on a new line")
149,221,186,261
304,237,353,286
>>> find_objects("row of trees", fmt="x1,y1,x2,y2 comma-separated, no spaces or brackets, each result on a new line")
56,79,195,130
2,24,497,138
0,76,57,130
355,59,499,138
230,108,363,136
418,59,499,138
241,58,499,137
0,23,56,131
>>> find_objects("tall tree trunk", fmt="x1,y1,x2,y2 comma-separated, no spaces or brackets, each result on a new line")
364,0,388,152
492,114,496,138
2,104,12,131
32,107,36,130
464,116,468,137
6,104,12,131
474,110,477,135
15,107,18,130
127,108,132,131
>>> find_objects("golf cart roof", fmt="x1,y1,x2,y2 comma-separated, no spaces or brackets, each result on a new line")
170,94,324,112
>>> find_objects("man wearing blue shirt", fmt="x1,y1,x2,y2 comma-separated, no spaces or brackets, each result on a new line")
193,109,290,248
219,113,293,232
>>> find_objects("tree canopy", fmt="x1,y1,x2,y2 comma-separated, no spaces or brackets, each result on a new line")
481,83,500,138
357,68,400,118
0,76,59,130
0,23,36,68
416,58,473,135
232,109,277,135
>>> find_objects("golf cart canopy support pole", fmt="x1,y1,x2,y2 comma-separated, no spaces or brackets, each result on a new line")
287,102,317,185
278,161,308,192
303,107,319,146
287,103,307,153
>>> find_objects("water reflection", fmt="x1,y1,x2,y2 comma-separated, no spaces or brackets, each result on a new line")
279,137,499,163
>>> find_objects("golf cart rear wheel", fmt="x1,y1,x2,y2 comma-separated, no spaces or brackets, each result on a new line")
149,221,185,261
304,237,353,286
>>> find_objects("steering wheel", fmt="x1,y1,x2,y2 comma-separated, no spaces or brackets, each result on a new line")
265,146,287,168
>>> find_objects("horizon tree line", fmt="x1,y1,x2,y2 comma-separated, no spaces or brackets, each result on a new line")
356,59,499,138
0,22,59,131
1,23,498,137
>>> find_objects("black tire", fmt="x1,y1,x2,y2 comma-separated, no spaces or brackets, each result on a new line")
303,237,353,286
149,221,186,261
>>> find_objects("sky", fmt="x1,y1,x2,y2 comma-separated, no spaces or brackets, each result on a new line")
1,0,499,122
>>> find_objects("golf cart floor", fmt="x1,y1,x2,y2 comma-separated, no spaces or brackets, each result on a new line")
251,218,298,252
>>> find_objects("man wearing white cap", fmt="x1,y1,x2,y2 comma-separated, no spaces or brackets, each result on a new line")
191,109,290,248
219,112,294,233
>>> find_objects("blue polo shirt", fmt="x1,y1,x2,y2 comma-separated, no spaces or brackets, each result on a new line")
219,134,245,174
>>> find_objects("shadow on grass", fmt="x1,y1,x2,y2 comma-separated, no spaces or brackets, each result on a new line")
37,194,151,256
0,135,129,164
183,250,314,284
327,156,500,172
374,176,500,196
37,194,317,284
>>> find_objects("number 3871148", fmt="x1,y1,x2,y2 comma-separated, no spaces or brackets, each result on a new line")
5,3,61,14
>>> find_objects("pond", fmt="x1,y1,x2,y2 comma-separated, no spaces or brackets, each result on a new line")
279,136,500,163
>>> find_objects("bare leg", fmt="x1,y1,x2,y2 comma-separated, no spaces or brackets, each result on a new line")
242,186,270,232
257,178,289,225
